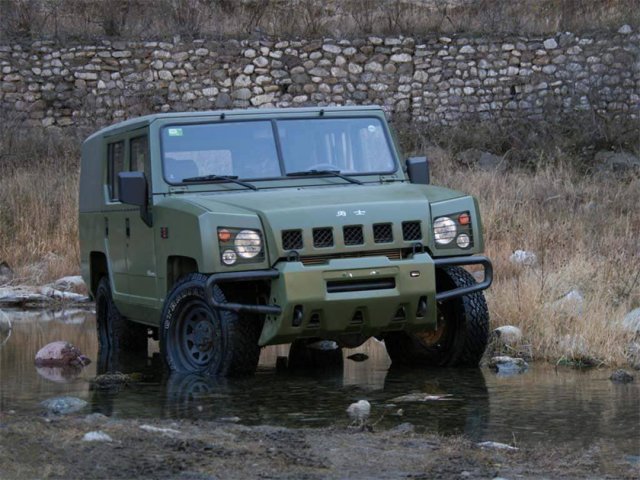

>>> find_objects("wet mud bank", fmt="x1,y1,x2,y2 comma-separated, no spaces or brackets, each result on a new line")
0,413,637,480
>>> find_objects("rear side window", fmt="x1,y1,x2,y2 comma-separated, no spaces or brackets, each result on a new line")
130,136,148,175
107,141,125,201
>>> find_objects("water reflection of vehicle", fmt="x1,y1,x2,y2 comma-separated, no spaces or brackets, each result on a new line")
382,367,489,439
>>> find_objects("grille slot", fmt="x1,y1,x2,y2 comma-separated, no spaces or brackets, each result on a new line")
327,278,396,293
282,229,303,250
373,223,393,243
343,225,364,246
299,248,405,266
313,227,334,248
402,221,422,241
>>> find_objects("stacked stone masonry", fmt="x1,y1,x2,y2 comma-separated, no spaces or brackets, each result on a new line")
0,28,638,128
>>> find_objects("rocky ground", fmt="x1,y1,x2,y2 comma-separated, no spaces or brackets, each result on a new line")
0,413,637,479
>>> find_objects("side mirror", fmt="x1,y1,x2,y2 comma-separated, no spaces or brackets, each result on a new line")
406,156,430,184
118,171,147,207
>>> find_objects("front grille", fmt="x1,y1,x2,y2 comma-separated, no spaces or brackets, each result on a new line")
282,229,303,250
300,248,405,266
343,225,364,246
313,227,334,248
373,223,393,243
402,221,422,241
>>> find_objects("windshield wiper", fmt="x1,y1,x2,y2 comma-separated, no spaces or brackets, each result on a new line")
286,169,363,185
182,174,257,190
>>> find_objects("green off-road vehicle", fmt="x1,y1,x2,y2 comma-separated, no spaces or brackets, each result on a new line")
79,106,492,375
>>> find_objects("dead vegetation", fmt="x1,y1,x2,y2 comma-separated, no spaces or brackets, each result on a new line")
0,0,637,41
0,111,638,365
398,116,639,366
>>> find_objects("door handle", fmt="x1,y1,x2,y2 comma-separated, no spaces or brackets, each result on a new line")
125,218,130,238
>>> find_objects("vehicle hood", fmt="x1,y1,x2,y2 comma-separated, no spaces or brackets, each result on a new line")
180,182,466,260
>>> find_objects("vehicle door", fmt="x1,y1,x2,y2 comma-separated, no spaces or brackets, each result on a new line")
104,138,131,299
125,131,158,314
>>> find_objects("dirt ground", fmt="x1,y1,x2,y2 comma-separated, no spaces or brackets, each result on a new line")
0,413,636,480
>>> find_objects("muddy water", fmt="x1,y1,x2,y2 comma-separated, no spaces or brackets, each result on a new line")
1,308,639,455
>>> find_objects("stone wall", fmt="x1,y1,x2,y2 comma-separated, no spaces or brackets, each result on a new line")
1,26,638,129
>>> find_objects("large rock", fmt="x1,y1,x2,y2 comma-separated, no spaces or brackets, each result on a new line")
550,289,584,317
595,151,640,172
610,369,634,383
509,250,537,266
494,325,523,345
489,356,528,374
41,396,88,415
53,276,85,293
35,341,91,367
0,261,13,284
622,308,640,333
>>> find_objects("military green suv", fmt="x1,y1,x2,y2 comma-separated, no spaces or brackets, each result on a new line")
79,106,492,376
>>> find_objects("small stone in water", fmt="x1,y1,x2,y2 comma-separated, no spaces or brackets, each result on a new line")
478,441,519,451
489,356,528,374
35,341,91,367
610,369,634,383
83,431,112,442
41,396,88,415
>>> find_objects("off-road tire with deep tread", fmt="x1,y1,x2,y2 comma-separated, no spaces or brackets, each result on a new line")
160,273,262,376
384,266,489,367
95,277,148,355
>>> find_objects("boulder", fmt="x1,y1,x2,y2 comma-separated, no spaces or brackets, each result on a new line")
35,341,91,367
509,250,537,266
595,151,640,172
478,151,506,172
622,308,640,334
90,372,133,389
478,441,518,451
626,342,640,370
610,369,634,383
0,262,13,284
493,325,523,345
41,396,88,415
53,275,85,293
489,356,528,374
82,431,113,442
550,289,584,317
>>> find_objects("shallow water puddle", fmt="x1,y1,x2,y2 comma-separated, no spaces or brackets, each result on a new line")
1,308,638,454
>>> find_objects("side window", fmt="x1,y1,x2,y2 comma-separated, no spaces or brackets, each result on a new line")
107,141,125,201
130,135,148,175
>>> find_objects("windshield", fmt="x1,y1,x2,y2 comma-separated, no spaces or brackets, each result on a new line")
161,117,396,183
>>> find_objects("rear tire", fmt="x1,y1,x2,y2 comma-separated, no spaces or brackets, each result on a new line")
384,266,489,367
160,273,262,376
95,277,148,355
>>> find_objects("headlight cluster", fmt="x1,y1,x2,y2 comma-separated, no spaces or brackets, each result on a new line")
433,212,473,249
217,228,264,266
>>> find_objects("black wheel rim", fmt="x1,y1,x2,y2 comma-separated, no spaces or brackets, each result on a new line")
171,300,221,370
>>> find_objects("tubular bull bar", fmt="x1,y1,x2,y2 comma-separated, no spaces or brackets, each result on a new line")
204,255,493,314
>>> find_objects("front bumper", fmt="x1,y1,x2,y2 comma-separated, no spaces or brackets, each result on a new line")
206,254,492,346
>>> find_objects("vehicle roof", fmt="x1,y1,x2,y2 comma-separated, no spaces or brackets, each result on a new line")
83,105,385,143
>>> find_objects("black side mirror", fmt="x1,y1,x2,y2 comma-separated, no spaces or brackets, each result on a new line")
118,172,153,227
118,172,147,207
406,156,430,184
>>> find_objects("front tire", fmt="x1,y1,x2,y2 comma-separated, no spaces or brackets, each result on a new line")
384,266,489,367
160,273,262,376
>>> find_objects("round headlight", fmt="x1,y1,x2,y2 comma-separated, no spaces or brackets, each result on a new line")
456,233,471,248
235,230,262,258
433,217,457,245
221,249,237,265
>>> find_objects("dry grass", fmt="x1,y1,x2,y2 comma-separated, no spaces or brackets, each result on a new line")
0,121,80,284
1,116,638,366
404,118,640,366
1,0,637,41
